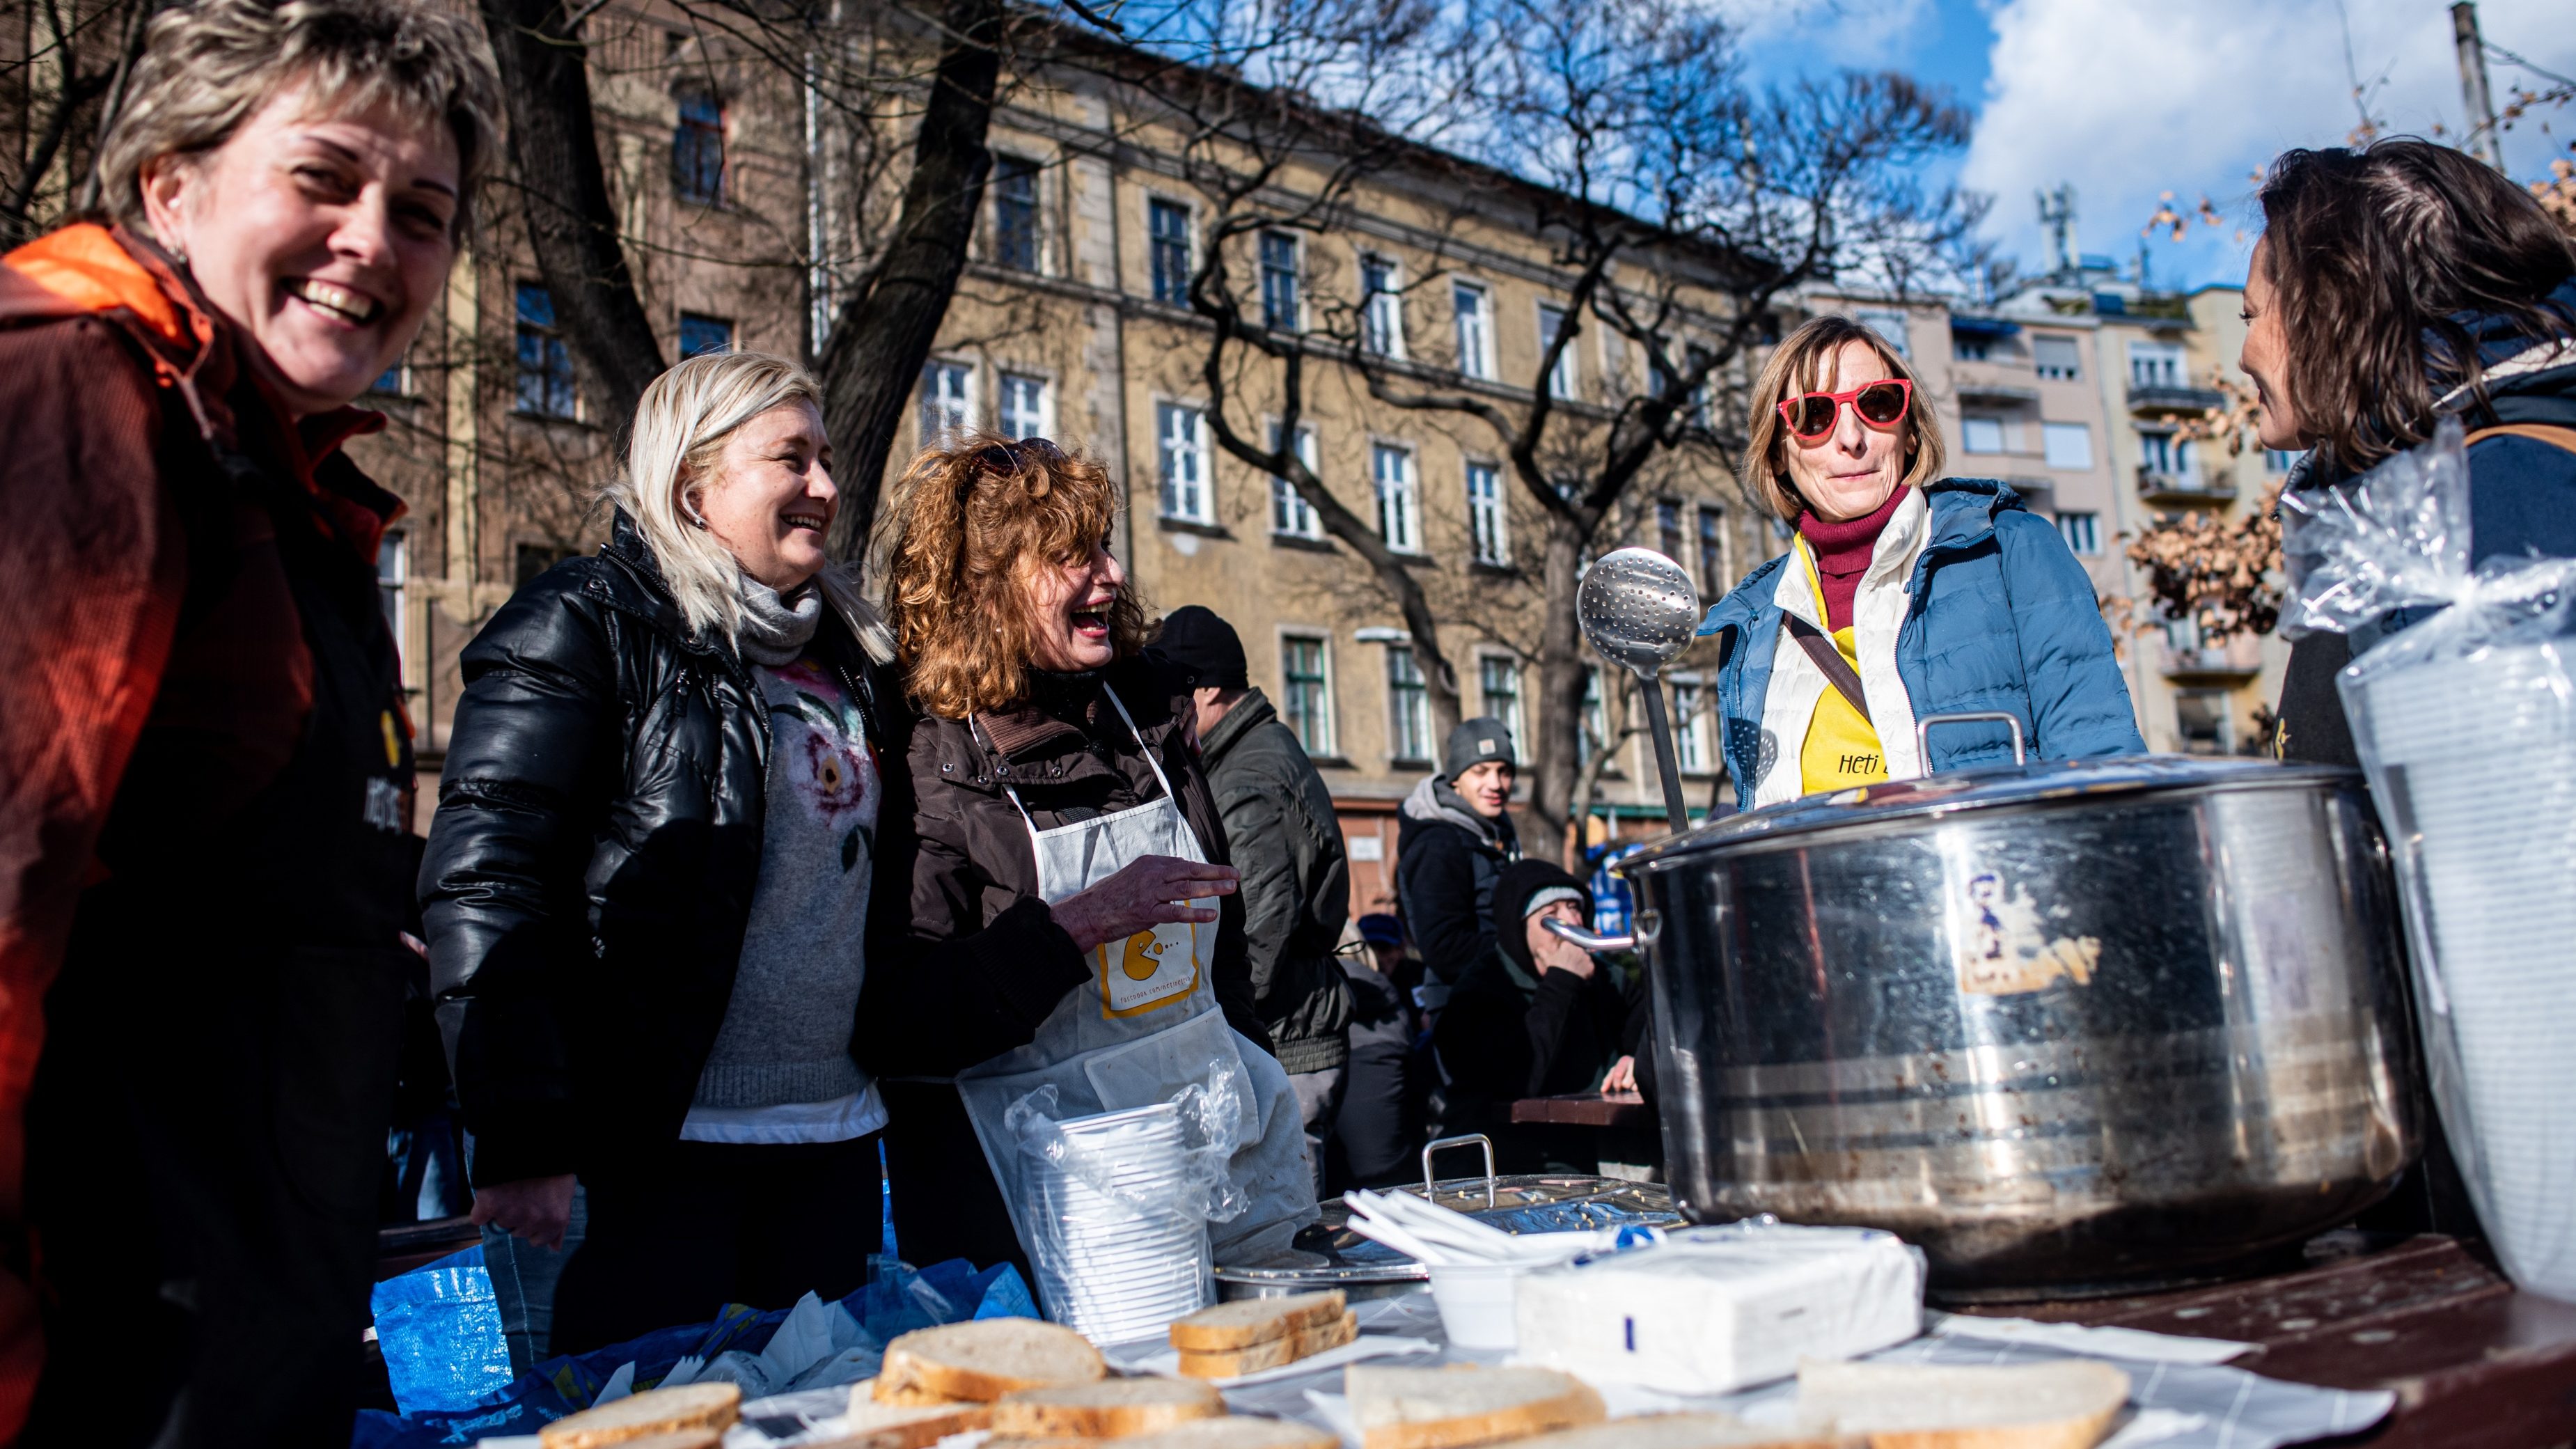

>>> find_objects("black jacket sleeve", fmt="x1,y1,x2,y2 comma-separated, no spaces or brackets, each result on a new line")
1220,778,1296,1010
1516,969,1592,1097
418,579,618,1186
1398,827,1491,986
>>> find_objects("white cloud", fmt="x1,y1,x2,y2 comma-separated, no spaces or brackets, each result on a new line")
1962,0,2576,290
1727,0,1940,71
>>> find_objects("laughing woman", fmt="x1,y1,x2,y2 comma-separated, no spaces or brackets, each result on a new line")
1698,315,2142,807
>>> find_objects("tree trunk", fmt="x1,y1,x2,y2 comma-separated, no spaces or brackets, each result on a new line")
820,0,1004,559
477,0,666,428
1530,512,1589,865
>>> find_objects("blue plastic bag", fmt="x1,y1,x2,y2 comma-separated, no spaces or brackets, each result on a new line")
368,1246,513,1416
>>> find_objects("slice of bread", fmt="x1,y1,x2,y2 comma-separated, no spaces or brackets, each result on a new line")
1117,1416,1342,1449
1500,1413,1858,1448
994,1376,1227,1438
1346,1364,1605,1449
833,1378,996,1446
586,1434,719,1449
1796,1360,2130,1449
1168,1291,1349,1352
537,1382,741,1449
1176,1310,1358,1379
875,1319,1107,1404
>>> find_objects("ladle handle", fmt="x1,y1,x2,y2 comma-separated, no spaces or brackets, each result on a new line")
1542,916,1637,953
1637,679,1692,835
1915,710,2027,770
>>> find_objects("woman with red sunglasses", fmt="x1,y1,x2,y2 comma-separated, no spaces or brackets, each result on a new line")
1695,315,2142,808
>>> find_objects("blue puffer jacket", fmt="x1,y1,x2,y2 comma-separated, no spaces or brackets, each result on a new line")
1697,478,2146,808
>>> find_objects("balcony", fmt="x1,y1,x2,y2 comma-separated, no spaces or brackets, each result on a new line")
2128,382,2226,416
2137,465,2235,506
2162,645,2263,681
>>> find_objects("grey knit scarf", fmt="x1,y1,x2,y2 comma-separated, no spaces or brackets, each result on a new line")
735,572,822,666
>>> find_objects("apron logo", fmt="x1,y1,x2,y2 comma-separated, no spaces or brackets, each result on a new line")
1121,930,1177,980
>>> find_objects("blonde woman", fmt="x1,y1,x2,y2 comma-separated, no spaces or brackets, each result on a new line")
421,357,1208,1354
0,0,497,1438
1697,315,2142,808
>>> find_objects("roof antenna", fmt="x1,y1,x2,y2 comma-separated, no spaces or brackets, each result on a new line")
2036,184,2078,284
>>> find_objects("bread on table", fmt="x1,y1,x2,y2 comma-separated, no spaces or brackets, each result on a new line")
873,1319,1108,1404
1177,1310,1358,1379
1168,1291,1349,1353
993,1375,1227,1438
829,1378,996,1446
1117,1416,1342,1448
1795,1360,2131,1449
536,1382,741,1449
1344,1363,1605,1449
574,1433,718,1449
1500,1411,1859,1448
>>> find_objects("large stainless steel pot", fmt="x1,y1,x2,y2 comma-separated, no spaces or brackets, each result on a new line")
1615,753,2421,1297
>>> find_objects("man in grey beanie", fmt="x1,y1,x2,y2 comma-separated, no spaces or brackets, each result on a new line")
1395,718,1523,992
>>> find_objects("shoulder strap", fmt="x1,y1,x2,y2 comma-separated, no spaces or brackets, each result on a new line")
1783,614,1873,726
2465,423,2576,457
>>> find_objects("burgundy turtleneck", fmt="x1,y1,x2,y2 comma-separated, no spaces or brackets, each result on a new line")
1796,485,1911,634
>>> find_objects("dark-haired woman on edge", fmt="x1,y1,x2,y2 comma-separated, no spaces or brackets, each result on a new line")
2243,138,2576,768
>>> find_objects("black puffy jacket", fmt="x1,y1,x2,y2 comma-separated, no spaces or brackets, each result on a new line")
1199,688,1352,1074
420,514,1085,1185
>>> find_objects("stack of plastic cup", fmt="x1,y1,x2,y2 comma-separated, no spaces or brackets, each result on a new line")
1024,1101,1213,1342
2353,643,2576,1299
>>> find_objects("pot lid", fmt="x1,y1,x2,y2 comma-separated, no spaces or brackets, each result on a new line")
1620,754,2362,875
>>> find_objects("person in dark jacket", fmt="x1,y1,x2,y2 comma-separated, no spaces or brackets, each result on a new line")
0,4,500,1441
1330,914,1421,1190
2236,139,2576,1236
1153,606,1353,1189
1395,719,1524,989
2244,139,2576,772
1699,316,2142,808
421,359,1204,1352
1433,863,1643,1175
874,435,1314,1280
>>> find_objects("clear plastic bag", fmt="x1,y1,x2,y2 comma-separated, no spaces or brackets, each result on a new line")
2281,418,2576,1301
1003,1059,1251,1342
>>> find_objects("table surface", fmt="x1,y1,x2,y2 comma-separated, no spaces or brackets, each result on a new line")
1509,1090,1652,1128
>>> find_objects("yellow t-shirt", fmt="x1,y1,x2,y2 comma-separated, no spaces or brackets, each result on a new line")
1795,540,1889,794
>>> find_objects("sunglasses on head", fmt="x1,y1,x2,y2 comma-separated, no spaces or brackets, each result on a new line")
1776,379,1912,441
958,436,1067,506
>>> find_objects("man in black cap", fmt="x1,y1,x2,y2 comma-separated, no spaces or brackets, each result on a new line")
1151,607,1352,1189
1395,719,1523,991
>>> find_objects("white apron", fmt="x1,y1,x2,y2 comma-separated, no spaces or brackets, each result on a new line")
951,688,1318,1271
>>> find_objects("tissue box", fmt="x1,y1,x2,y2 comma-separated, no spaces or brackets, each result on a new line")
1510,1222,1923,1393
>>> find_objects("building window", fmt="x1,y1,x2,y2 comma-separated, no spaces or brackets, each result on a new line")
1259,230,1300,332
2265,448,2304,473
1952,334,1991,362
1269,423,1323,540
1961,416,2006,455
678,313,734,359
1360,254,1404,358
377,530,407,670
992,153,1042,272
1672,679,1706,774
2175,689,2233,755
2033,334,2082,380
2139,430,2194,477
1479,655,1522,756
1466,461,1506,566
673,86,725,206
1149,198,1192,306
514,283,576,418
1580,665,1607,765
998,372,1051,439
1283,635,1334,754
2057,510,2100,555
1453,281,1493,380
1373,443,1420,553
1656,499,1683,565
1387,643,1430,763
1538,301,1577,399
2042,421,2093,470
1159,402,1211,523
1696,505,1726,601
1856,310,1910,359
2129,340,2185,389
515,542,572,588
920,361,973,446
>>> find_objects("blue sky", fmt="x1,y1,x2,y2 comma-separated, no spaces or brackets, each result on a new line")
1734,0,2576,292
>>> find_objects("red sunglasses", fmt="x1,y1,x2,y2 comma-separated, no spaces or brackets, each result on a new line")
1777,379,1912,441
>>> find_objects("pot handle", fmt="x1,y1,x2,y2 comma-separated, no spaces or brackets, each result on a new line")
1422,1134,1499,1207
1541,916,1643,953
1916,710,2027,769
